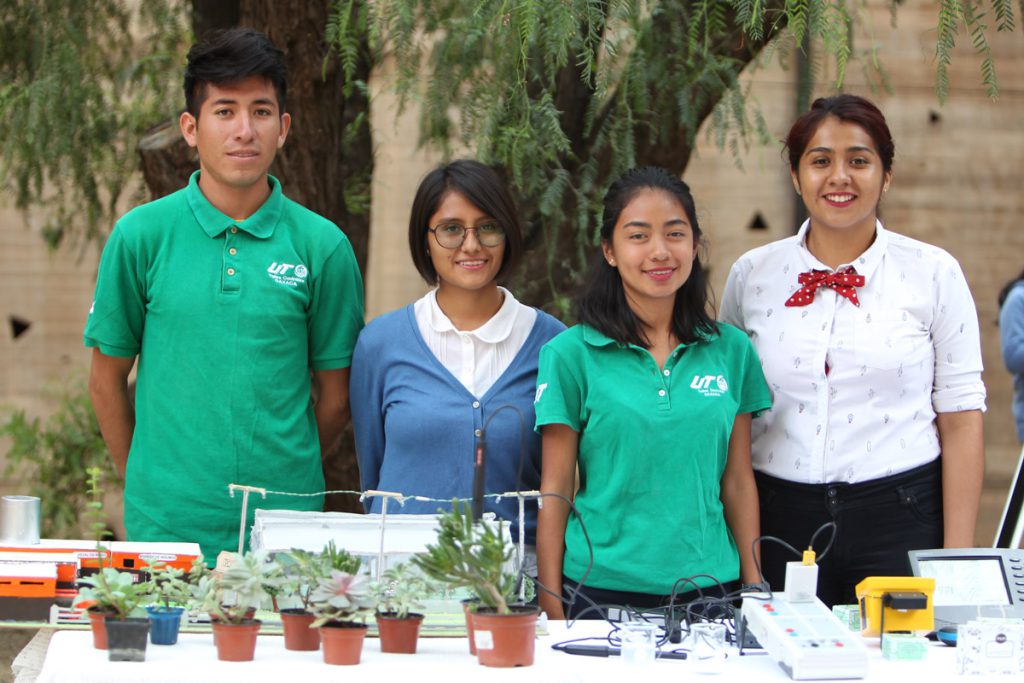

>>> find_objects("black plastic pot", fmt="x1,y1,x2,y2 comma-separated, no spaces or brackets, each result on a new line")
105,617,150,662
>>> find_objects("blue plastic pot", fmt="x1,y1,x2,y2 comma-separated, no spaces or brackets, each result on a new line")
146,606,185,645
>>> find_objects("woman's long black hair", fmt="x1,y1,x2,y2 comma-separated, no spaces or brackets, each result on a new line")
999,268,1024,308
576,166,717,348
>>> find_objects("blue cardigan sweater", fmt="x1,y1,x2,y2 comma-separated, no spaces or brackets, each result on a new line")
350,304,565,543
1001,282,1024,440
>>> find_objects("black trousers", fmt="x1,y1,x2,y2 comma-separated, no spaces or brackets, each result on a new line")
755,459,943,607
561,575,739,620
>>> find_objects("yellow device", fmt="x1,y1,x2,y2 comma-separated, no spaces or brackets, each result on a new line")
855,576,935,636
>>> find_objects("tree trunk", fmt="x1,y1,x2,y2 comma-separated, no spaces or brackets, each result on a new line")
511,5,786,316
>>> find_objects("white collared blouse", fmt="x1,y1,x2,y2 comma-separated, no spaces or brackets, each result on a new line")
414,286,537,398
720,220,986,484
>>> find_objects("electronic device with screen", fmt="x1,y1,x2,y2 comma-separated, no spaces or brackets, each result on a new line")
908,548,1024,626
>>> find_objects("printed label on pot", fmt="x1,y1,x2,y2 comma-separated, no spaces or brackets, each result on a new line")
474,630,494,650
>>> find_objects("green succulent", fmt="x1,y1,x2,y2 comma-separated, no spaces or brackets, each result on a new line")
412,500,517,614
74,567,151,619
376,562,438,619
213,551,282,624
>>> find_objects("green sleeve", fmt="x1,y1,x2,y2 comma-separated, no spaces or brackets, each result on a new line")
83,226,145,357
533,338,583,432
308,236,365,370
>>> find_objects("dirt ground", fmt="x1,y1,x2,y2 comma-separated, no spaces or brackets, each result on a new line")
1,630,36,683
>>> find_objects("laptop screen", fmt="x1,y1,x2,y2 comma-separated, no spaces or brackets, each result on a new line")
916,556,1012,607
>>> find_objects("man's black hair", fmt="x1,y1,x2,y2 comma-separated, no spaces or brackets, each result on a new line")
183,27,287,116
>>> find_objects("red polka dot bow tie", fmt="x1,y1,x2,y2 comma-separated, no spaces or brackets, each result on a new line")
784,266,865,307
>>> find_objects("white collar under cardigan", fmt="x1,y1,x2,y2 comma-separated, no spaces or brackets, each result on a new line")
414,286,537,399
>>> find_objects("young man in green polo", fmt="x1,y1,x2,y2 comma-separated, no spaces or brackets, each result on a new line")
85,28,364,563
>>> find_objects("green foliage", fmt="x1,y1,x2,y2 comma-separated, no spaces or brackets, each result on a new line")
412,500,517,615
83,466,109,546
321,540,362,574
0,0,188,251
74,567,152,619
73,468,151,619
148,558,209,610
1,384,117,538
275,542,360,611
375,562,438,619
364,1,857,309
934,0,1018,102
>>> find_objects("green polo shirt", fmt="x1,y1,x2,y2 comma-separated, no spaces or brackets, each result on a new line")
534,323,770,595
85,172,364,560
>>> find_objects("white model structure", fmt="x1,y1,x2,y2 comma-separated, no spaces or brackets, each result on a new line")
249,508,515,582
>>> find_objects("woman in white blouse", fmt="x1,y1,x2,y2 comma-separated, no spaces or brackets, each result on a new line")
720,94,985,606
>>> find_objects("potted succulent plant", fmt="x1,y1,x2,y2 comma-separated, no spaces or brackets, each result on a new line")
74,467,152,660
145,557,207,645
374,562,438,654
203,550,280,662
308,567,377,665
413,500,539,667
74,567,153,660
275,542,362,651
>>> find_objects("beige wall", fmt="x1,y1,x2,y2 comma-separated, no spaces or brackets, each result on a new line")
2,0,1022,541
0,207,95,414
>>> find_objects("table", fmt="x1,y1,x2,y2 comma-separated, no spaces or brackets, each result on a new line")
33,621,959,682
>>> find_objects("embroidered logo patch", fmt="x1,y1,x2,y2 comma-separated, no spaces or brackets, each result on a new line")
267,261,308,287
534,383,548,404
690,374,728,397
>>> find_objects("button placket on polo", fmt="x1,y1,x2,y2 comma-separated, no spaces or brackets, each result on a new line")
653,347,682,411
222,226,242,293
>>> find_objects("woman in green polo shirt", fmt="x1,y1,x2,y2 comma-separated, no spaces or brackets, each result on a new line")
534,166,771,620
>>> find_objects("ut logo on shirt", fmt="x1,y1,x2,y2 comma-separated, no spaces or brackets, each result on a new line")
267,262,308,287
690,374,729,397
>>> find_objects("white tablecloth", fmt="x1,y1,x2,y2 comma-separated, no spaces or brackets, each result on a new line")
35,622,959,682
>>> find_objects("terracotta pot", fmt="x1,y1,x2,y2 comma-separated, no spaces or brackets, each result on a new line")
211,619,261,662
87,609,111,650
375,612,424,654
210,607,256,646
105,617,149,662
319,621,367,665
280,609,320,651
461,598,479,654
470,605,540,668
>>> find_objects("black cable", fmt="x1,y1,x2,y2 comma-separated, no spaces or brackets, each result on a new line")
751,520,840,589
809,521,838,562
532,491,601,628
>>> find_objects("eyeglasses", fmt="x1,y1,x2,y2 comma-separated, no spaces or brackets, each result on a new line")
427,222,506,249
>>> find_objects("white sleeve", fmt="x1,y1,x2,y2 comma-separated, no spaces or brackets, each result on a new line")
719,259,749,331
930,255,986,413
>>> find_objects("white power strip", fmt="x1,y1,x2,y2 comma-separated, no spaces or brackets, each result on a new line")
741,593,868,680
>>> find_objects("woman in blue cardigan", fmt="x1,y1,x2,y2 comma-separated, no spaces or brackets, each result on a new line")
350,160,565,565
